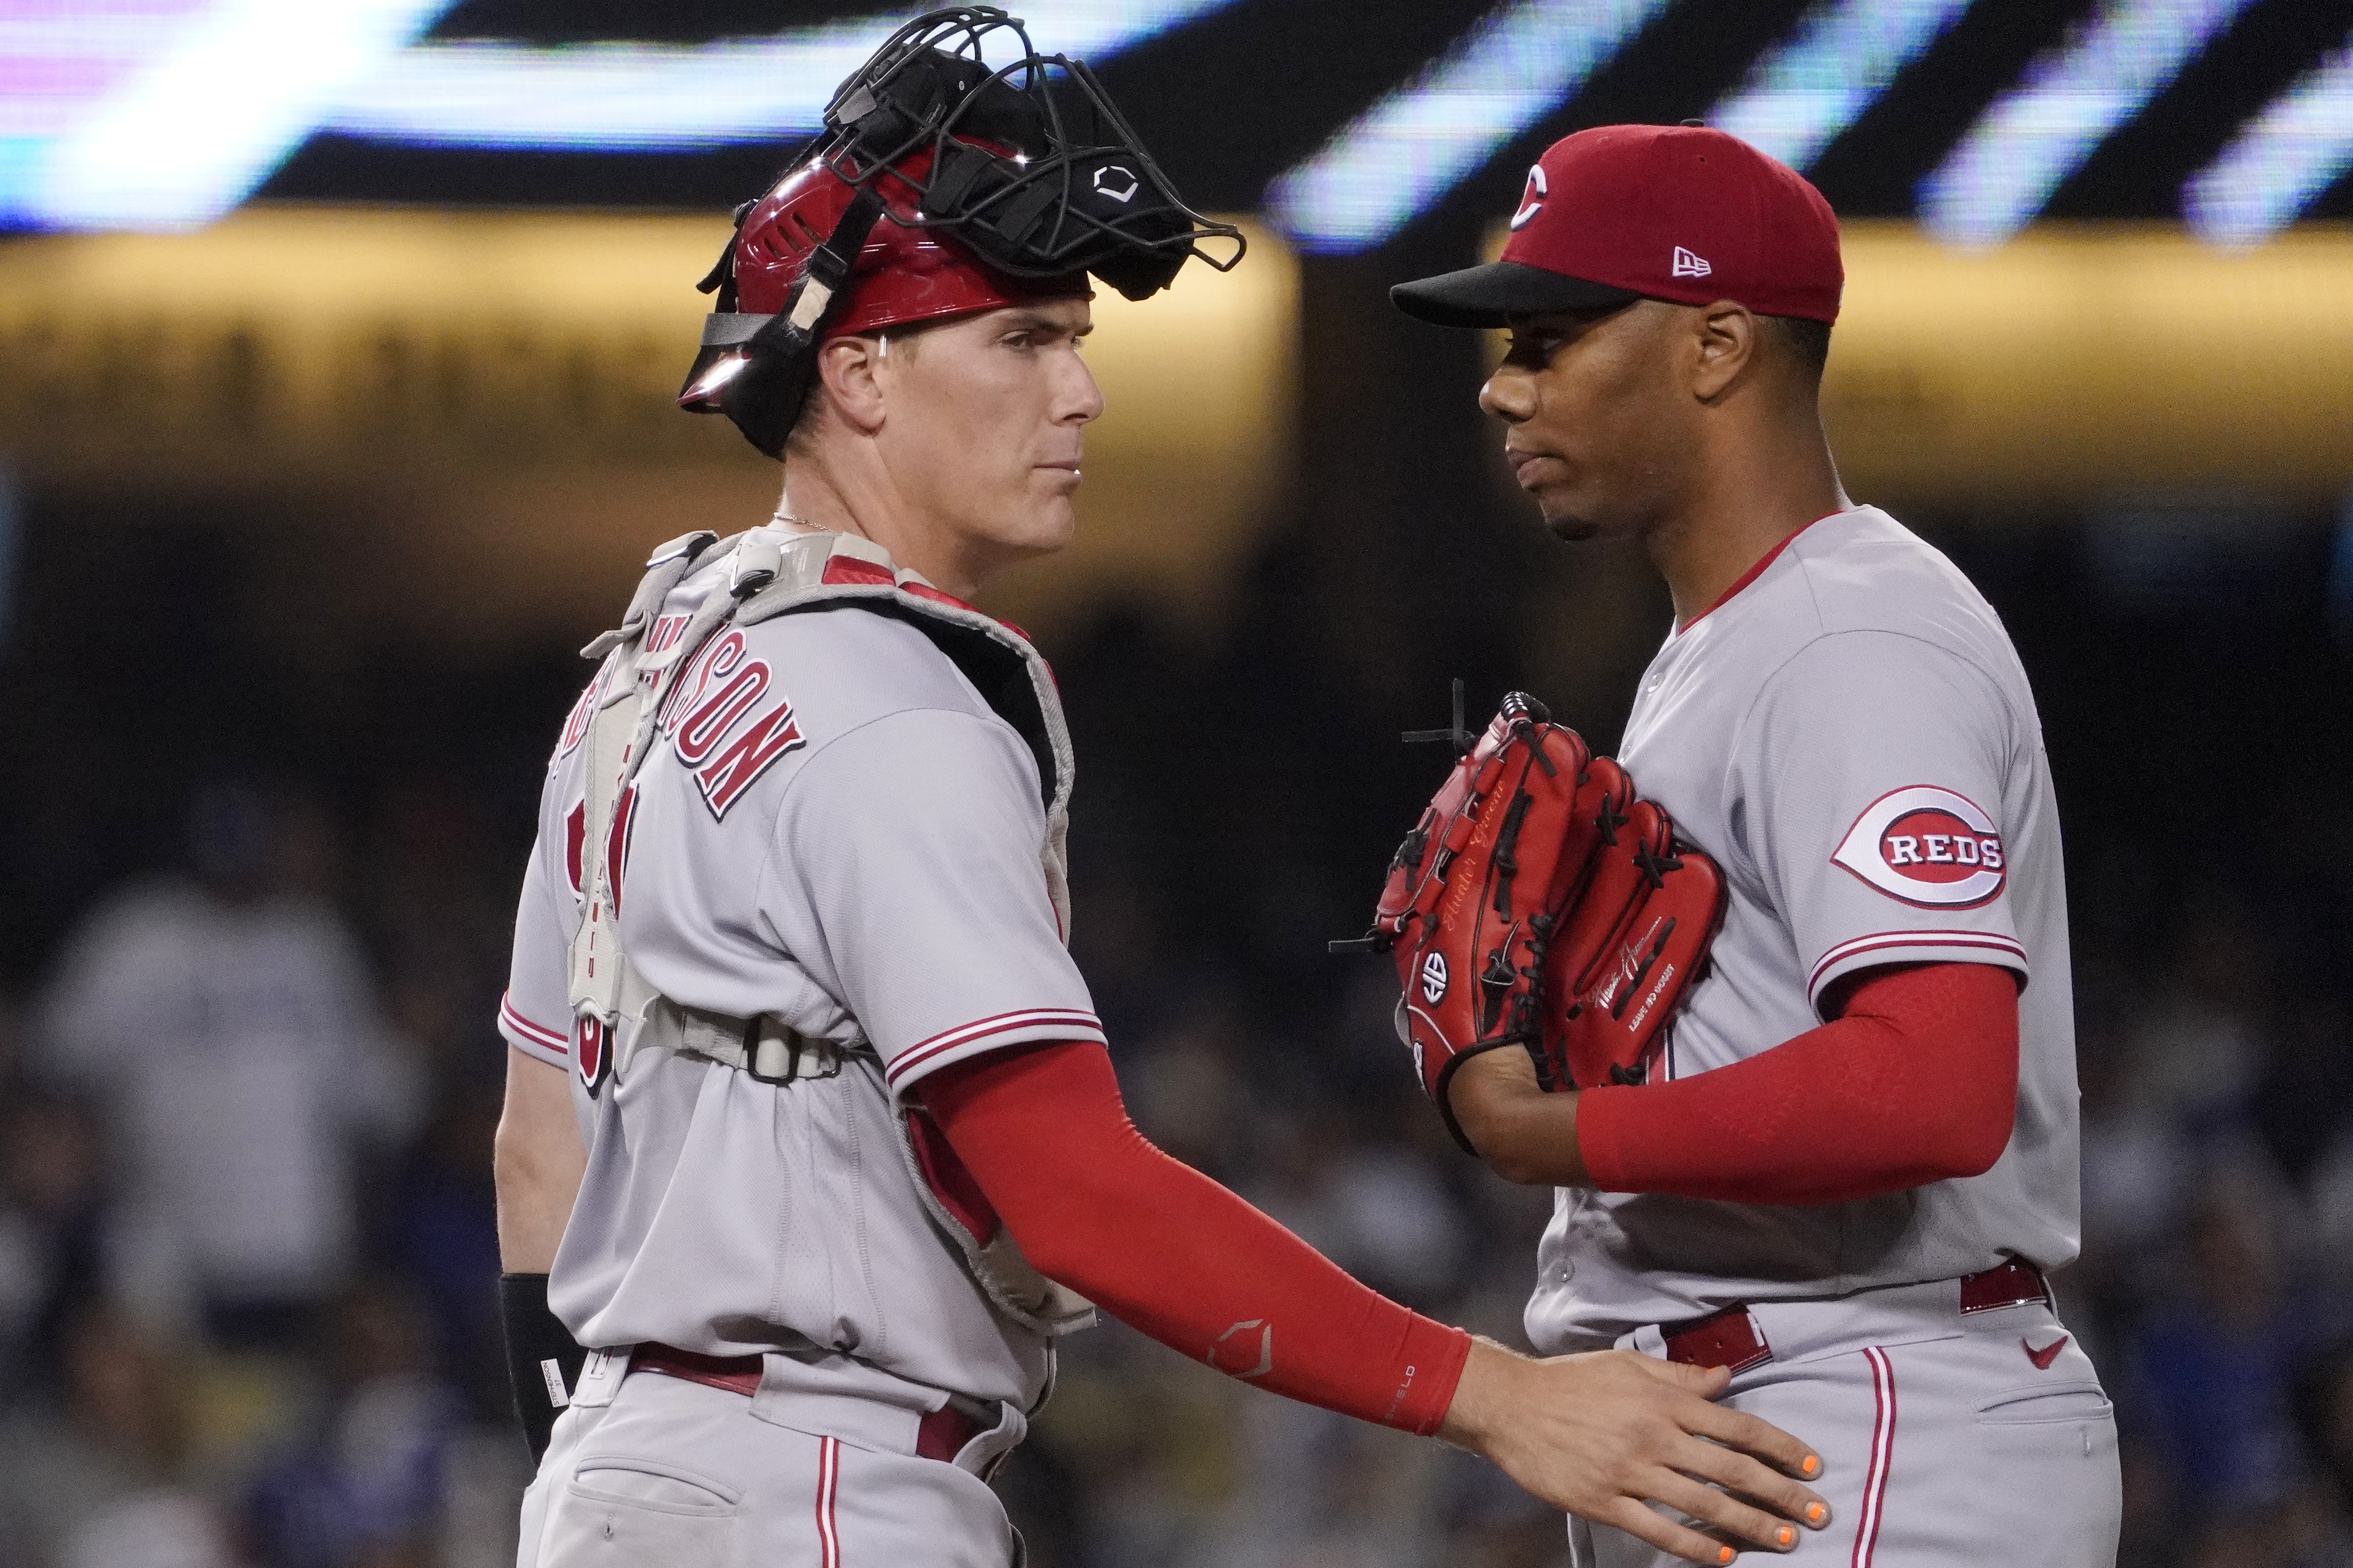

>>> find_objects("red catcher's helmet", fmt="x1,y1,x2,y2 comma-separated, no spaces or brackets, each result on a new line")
738,148,1089,337
677,146,1087,427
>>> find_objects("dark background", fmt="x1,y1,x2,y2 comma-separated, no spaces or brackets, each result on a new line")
5,2,2353,1564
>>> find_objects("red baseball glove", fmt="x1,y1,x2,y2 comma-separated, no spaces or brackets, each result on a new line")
1340,690,1728,1152
1340,693,1603,1151
1533,784,1728,1093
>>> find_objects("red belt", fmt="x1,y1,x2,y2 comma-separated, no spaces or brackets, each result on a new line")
1957,1258,2052,1315
1662,1305,1775,1375
1661,1259,2051,1374
628,1343,985,1462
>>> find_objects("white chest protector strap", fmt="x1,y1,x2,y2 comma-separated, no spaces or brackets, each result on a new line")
565,528,733,1050
565,525,1091,1337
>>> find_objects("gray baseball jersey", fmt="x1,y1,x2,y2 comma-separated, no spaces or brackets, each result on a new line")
1526,505,2081,1352
498,527,1104,1413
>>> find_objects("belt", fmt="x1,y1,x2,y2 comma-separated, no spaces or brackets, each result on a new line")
1661,1259,2052,1374
1661,1304,1775,1376
1956,1258,2054,1315
628,1343,985,1463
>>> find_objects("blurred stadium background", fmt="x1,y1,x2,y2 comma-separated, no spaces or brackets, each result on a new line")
4,1,2353,1564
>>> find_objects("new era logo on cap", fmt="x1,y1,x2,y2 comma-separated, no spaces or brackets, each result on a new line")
1671,246,1711,279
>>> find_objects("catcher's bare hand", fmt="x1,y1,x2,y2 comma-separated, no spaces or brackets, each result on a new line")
1439,1338,1830,1563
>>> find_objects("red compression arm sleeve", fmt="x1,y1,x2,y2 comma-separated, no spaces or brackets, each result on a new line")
1575,962,2019,1206
919,1042,1470,1435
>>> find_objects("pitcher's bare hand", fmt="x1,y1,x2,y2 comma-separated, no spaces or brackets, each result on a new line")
1439,1338,1831,1563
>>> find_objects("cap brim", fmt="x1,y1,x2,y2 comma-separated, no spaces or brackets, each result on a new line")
1389,260,1642,328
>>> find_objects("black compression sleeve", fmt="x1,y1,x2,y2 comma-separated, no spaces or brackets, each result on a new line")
500,1272,587,1464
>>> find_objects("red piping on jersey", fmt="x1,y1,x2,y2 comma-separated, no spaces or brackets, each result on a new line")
500,993,570,1057
1674,508,1847,635
1807,931,2027,1009
1576,961,2019,1206
922,1040,1471,1435
885,1008,1105,1086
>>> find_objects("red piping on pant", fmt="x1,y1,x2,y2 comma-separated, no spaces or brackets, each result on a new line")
1854,1346,1897,1567
815,1435,842,1567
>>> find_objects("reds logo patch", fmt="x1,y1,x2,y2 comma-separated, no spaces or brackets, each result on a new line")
1832,786,2007,908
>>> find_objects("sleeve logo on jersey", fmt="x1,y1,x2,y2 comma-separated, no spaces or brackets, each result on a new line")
1831,785,2007,908
656,629,809,820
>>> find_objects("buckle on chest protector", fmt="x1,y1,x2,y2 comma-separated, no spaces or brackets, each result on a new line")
743,1016,843,1085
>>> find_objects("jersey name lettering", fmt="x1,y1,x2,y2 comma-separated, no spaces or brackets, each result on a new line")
675,659,770,766
644,611,693,654
660,629,749,741
694,702,805,817
654,629,807,819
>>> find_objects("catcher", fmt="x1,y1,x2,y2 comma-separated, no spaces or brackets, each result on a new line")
1360,125,2118,1565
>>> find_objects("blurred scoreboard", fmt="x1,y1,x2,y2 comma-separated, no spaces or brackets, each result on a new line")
4,0,2349,248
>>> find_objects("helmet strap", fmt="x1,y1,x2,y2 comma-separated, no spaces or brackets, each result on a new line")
745,186,887,363
721,187,889,458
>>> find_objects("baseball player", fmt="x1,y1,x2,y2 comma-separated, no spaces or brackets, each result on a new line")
490,18,1830,1568
1382,125,2124,1565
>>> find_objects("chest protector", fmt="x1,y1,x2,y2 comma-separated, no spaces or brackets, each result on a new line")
566,525,1089,1338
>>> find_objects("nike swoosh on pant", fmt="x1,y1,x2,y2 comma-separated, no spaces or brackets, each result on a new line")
2023,1334,2069,1370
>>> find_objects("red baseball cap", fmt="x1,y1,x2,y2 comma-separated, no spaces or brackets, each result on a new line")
1391,124,1843,328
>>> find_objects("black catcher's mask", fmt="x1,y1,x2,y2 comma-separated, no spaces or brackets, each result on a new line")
681,5,1246,457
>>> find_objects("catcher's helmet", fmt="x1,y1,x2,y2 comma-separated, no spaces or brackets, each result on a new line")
680,5,1244,458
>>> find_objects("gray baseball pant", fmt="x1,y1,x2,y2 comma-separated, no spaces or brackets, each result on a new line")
1571,1283,2120,1566
519,1361,1021,1568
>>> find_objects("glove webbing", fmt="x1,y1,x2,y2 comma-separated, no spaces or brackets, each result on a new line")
1476,911,1552,1039
1487,787,1534,916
